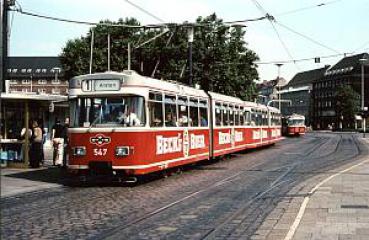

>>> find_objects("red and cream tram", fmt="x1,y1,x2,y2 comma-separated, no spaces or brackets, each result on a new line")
282,114,306,136
67,70,283,179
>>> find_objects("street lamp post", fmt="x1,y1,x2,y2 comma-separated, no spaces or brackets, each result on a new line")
359,58,368,137
275,63,283,111
187,26,194,86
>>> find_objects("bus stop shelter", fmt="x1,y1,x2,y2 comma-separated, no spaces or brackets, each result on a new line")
0,93,68,168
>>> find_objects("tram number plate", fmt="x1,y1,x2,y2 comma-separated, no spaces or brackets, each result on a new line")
94,148,107,156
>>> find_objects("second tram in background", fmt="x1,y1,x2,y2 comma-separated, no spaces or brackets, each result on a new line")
282,114,306,136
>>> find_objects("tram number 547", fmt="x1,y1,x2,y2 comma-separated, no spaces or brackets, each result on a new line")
93,148,107,156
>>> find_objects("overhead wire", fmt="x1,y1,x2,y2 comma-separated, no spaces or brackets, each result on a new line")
10,0,360,67
275,21,340,54
9,4,270,29
275,0,342,17
353,40,369,53
251,0,299,69
123,0,166,24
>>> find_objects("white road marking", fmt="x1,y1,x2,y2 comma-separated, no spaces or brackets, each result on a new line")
283,157,369,240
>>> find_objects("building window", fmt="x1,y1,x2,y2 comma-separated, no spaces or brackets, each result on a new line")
42,69,47,73
38,88,46,94
7,69,11,73
9,79,17,84
21,79,31,84
52,79,60,84
35,69,41,73
38,79,47,84
52,88,60,94
27,69,32,73
12,69,18,73
22,88,29,93
21,69,26,73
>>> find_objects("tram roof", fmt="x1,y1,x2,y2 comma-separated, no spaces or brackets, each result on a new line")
286,113,305,120
208,92,244,104
70,70,208,98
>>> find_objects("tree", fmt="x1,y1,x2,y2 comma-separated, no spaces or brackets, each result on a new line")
335,85,360,129
60,14,259,100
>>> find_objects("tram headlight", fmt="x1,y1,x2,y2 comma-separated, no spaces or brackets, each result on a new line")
115,146,130,156
73,146,86,156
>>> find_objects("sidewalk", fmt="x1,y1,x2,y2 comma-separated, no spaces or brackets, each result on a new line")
254,137,369,240
1,167,64,198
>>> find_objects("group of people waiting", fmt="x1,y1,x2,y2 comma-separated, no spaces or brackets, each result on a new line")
20,118,69,168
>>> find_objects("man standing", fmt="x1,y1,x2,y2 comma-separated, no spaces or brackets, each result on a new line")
62,118,69,168
52,119,64,166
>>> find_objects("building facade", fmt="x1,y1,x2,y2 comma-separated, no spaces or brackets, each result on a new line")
6,57,68,95
280,66,328,125
311,53,369,130
256,77,287,105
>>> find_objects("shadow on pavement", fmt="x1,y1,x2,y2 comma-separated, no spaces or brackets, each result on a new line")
3,167,68,184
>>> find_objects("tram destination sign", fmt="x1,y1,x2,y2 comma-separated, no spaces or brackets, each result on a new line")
94,79,121,91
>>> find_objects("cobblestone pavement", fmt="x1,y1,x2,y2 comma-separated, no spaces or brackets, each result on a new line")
1,133,368,240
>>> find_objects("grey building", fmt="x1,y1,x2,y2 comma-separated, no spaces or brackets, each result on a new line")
311,53,369,130
256,77,287,105
280,66,329,125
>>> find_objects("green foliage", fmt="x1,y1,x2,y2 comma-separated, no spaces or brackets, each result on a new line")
335,85,360,126
60,14,259,100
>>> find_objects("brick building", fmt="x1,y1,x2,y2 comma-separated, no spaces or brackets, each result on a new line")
6,57,68,95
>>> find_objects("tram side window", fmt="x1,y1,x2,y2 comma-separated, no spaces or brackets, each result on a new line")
262,111,267,126
189,98,199,127
224,104,230,126
164,95,177,127
251,110,257,126
235,106,240,126
276,113,281,125
245,111,251,126
178,96,189,127
215,103,222,126
240,107,245,125
149,92,163,127
257,111,262,126
230,106,235,126
199,100,208,127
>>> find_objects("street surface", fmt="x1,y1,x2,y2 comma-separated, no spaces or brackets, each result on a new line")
1,132,368,240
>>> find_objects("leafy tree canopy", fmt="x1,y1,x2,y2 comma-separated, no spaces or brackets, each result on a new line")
335,85,360,126
60,14,259,100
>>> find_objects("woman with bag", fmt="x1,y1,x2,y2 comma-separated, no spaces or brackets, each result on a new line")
30,120,43,168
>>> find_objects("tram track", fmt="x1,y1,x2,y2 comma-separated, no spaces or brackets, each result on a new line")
1,133,314,224
95,135,330,239
2,133,365,240
199,134,363,239
198,136,332,239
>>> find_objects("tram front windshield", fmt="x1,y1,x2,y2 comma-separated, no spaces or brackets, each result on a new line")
70,96,145,127
287,119,305,126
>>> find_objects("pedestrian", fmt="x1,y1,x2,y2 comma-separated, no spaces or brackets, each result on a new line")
30,120,42,168
62,117,70,168
52,119,64,166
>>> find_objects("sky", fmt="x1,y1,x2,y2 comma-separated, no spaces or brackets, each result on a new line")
7,0,369,82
